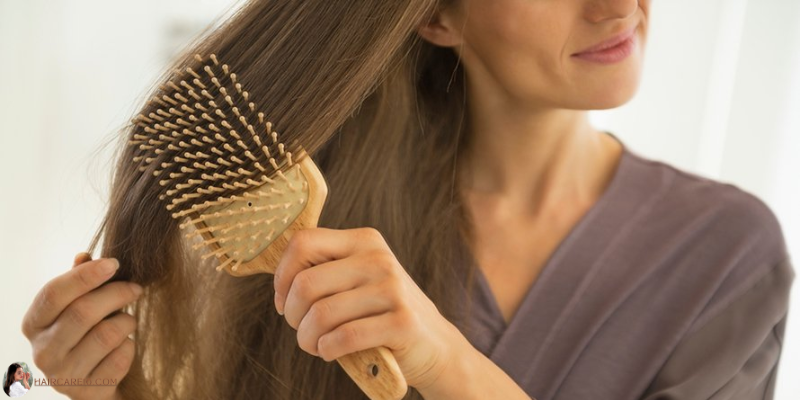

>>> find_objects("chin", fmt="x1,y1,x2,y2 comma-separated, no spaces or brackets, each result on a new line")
589,83,640,110
572,53,645,110
565,71,642,110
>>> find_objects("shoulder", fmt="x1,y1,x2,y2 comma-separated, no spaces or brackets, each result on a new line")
627,149,787,261
9,381,26,394
626,150,793,331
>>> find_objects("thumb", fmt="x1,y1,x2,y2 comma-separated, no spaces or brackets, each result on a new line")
73,252,93,268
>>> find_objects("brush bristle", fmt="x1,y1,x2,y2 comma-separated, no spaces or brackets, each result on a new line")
128,53,308,272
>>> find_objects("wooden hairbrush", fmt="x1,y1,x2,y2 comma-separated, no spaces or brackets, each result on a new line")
128,53,407,400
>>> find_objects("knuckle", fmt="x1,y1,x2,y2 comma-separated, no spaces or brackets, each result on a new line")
308,300,332,326
21,315,34,339
338,325,360,348
293,271,316,299
22,283,60,338
112,353,131,373
75,267,96,289
37,336,60,361
32,346,49,370
93,322,123,350
107,340,134,375
65,301,91,328
32,340,60,372
357,227,383,243
393,308,417,331
39,282,58,311
287,230,311,255
378,280,403,304
113,354,131,373
368,250,398,276
20,321,29,339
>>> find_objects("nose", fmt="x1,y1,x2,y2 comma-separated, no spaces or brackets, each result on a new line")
583,0,639,23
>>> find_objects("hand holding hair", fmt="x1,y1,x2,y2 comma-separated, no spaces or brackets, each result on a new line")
272,227,476,393
21,253,141,400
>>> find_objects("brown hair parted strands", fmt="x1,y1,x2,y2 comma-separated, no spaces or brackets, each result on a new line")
86,0,484,398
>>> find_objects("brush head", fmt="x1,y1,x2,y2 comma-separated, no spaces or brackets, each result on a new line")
128,54,405,400
128,53,326,275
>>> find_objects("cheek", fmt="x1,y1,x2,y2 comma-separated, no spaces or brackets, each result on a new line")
464,5,567,100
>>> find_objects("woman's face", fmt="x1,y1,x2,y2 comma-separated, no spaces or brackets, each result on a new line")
430,0,651,110
14,367,23,381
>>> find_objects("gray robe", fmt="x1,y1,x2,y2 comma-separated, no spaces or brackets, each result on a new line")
453,132,795,400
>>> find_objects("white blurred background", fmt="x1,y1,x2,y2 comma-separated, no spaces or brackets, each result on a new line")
1,0,799,398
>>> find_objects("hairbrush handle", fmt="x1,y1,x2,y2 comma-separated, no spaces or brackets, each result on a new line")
293,155,408,400
191,153,408,399
337,346,408,400
283,154,409,399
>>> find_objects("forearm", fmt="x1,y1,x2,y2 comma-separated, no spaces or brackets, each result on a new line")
416,344,533,400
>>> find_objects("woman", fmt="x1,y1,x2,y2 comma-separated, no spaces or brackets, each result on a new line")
21,0,794,399
4,364,30,398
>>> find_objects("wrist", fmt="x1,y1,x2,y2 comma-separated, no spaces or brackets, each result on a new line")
415,327,480,399
414,323,533,400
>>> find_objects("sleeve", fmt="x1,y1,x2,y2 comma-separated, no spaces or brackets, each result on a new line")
641,256,795,400
9,382,28,397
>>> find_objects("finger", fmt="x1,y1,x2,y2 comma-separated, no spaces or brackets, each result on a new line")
88,337,135,386
73,252,93,268
317,311,405,362
281,253,380,325
296,283,393,357
65,312,137,378
47,281,142,358
22,258,120,335
274,227,386,313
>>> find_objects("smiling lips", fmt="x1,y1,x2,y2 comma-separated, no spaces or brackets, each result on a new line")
571,27,637,64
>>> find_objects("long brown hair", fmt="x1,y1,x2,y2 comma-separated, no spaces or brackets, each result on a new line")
87,0,483,398
3,363,22,396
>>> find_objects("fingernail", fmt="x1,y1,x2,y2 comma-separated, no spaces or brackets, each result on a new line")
100,258,119,275
274,292,284,315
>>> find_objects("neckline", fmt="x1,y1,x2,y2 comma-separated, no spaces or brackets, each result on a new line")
471,130,631,329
